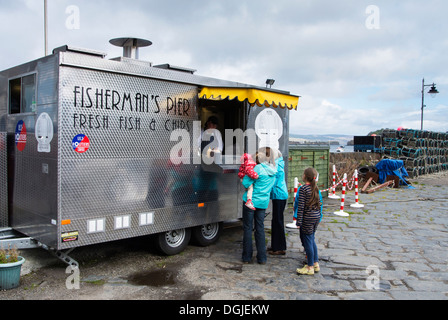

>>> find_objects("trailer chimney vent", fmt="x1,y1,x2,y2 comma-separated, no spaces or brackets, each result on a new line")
109,37,152,60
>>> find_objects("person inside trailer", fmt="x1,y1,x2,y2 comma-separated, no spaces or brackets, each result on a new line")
199,116,223,159
194,116,223,202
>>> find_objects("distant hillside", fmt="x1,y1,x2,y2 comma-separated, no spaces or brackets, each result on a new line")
289,133,354,146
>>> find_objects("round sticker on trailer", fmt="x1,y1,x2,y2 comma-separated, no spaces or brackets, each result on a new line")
72,134,90,153
15,120,27,151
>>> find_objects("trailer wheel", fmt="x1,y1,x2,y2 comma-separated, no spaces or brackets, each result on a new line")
154,228,191,256
191,222,222,247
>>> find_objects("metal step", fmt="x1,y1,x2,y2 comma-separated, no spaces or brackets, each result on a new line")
0,228,40,249
0,228,79,267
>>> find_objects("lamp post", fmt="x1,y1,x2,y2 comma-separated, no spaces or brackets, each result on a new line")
421,78,439,131
44,0,48,56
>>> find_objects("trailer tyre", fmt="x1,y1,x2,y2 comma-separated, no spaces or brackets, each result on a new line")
154,228,191,256
191,222,223,247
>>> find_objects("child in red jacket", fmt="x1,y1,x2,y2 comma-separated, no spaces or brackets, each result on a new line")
238,153,259,210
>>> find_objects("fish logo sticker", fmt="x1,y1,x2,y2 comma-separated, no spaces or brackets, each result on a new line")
35,112,54,153
15,120,27,151
72,134,90,153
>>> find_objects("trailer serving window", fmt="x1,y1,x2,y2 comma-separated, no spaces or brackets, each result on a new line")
198,86,299,157
198,98,245,157
9,73,36,114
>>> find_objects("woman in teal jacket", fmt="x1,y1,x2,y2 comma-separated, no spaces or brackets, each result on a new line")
241,148,277,264
269,152,289,255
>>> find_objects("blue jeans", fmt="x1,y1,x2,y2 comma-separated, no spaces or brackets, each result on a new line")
242,203,267,263
300,231,318,266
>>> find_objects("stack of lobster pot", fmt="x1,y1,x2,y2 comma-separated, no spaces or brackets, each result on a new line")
381,129,448,178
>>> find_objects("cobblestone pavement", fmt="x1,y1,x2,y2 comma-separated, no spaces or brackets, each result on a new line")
184,172,448,300
1,172,447,300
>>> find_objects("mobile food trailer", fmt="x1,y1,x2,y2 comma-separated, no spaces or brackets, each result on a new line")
0,38,299,265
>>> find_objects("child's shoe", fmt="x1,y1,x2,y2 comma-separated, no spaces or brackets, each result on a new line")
296,265,314,275
245,199,255,210
314,263,320,273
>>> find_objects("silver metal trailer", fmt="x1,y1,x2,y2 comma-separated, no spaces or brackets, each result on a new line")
0,38,298,264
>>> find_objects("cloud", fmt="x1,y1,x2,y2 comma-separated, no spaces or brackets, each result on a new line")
289,96,364,135
0,0,447,136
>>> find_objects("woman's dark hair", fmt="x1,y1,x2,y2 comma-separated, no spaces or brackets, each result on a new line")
204,116,219,130
207,116,219,125
303,167,321,209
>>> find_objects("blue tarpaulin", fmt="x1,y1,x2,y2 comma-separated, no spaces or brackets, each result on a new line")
375,159,415,189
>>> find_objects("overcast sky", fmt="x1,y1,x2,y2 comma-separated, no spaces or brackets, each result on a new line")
0,0,446,136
